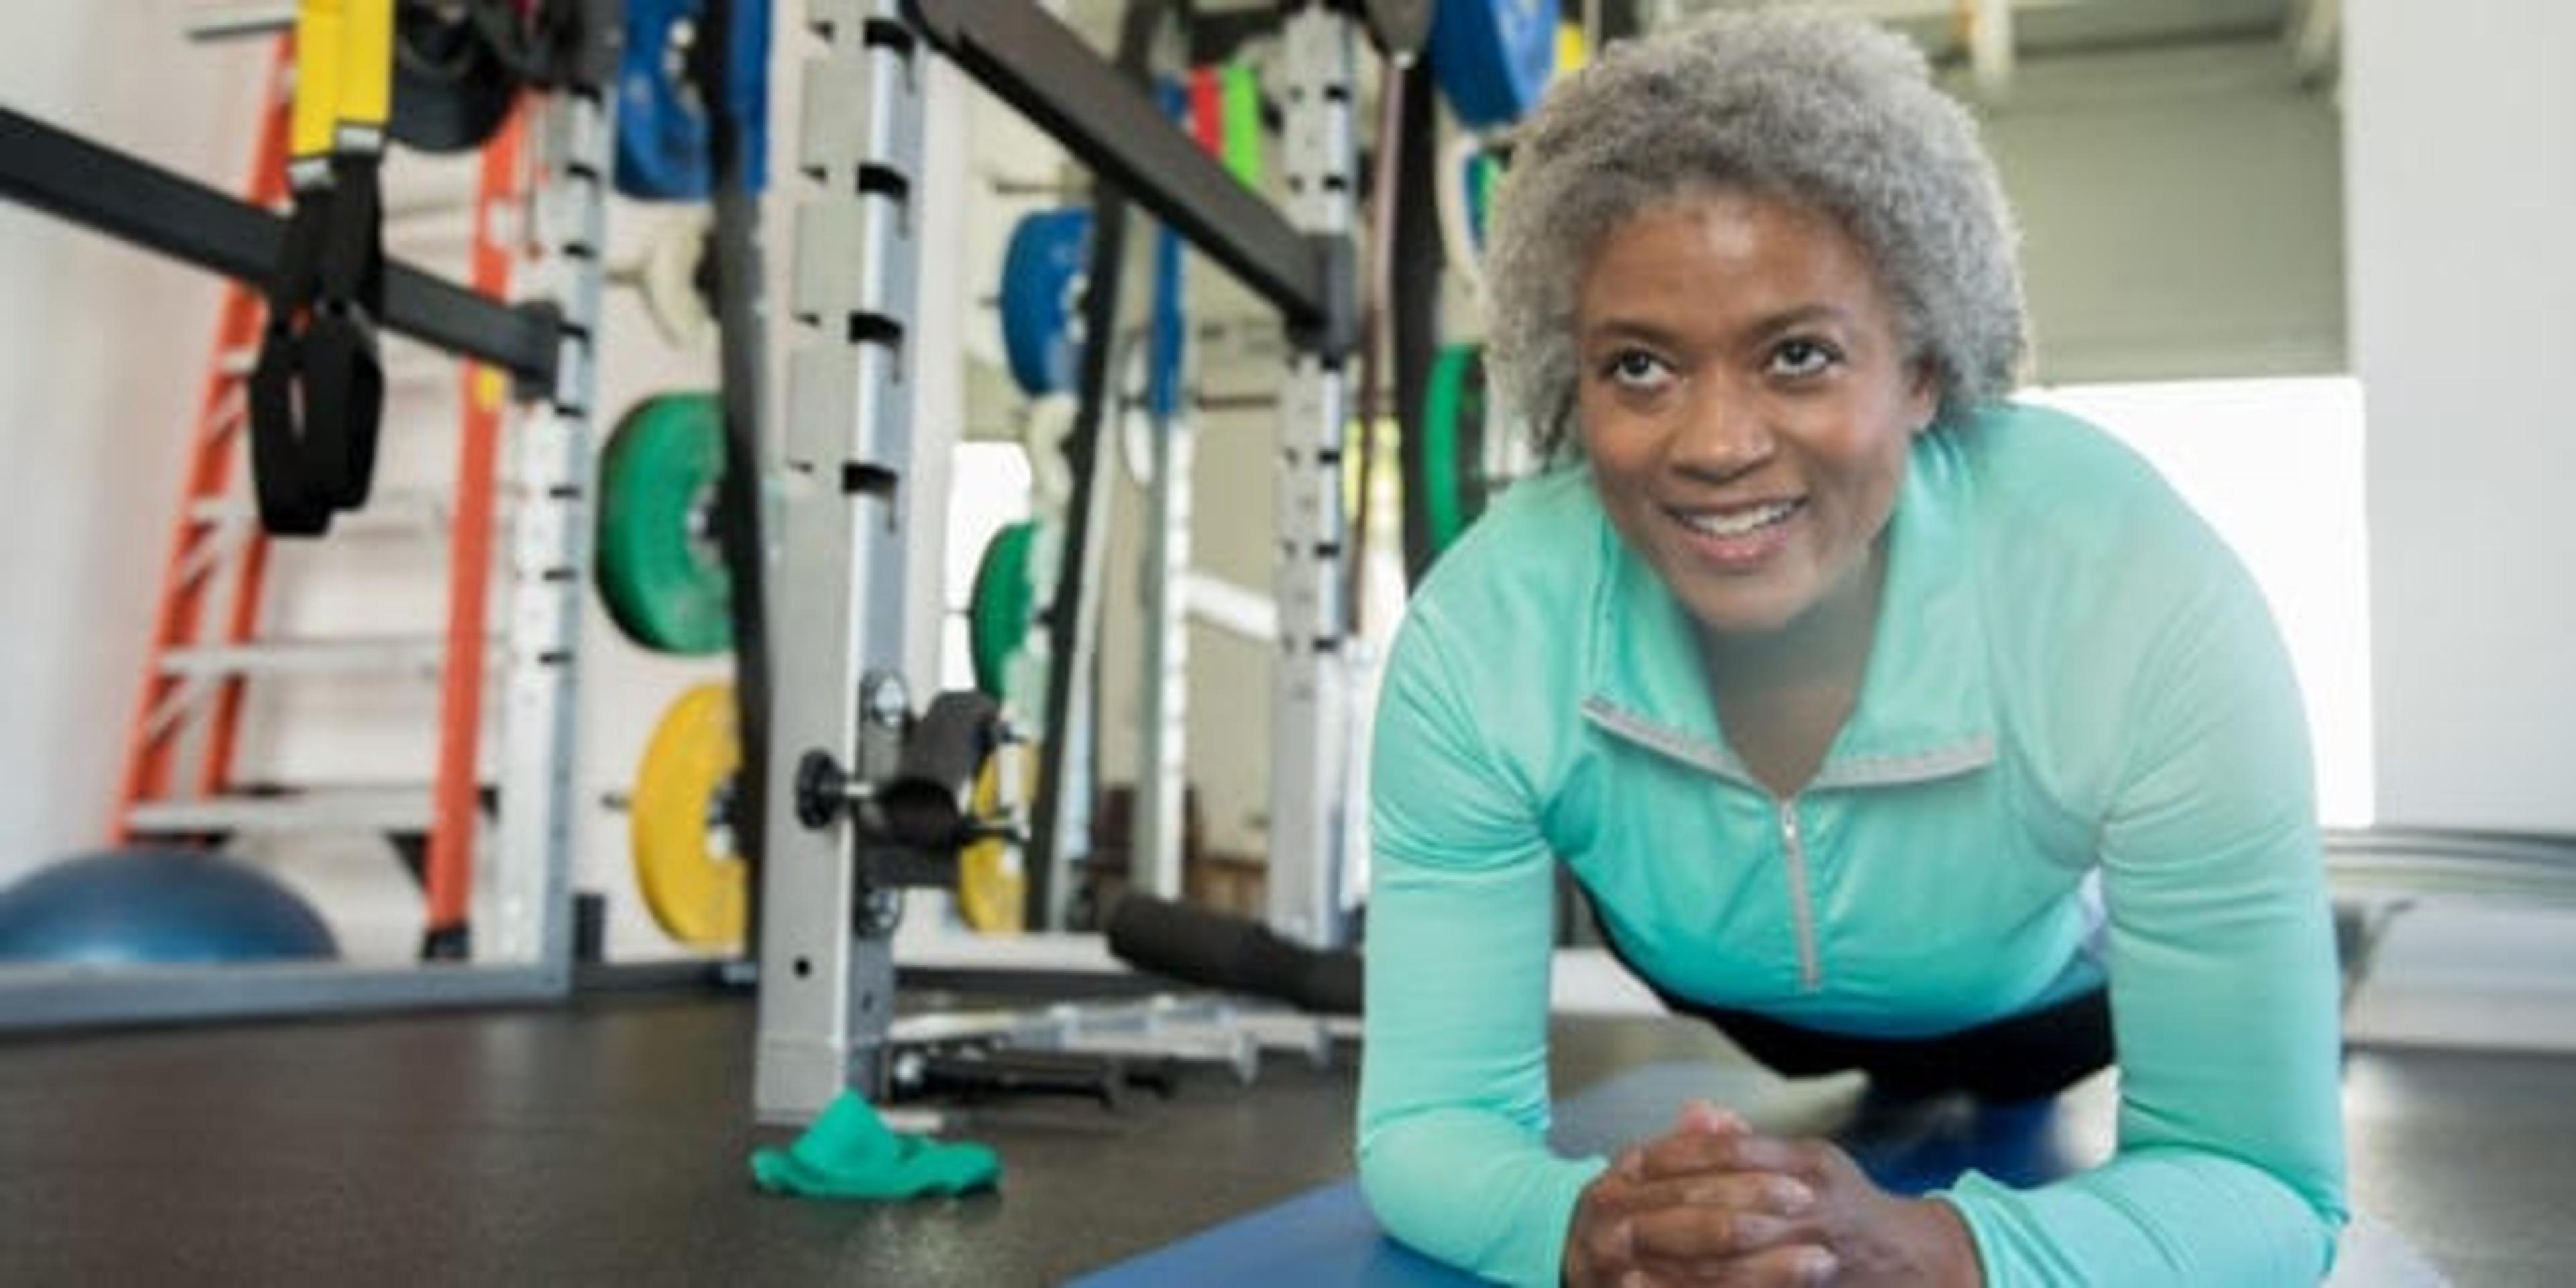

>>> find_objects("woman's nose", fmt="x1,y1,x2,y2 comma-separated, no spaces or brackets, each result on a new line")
1669,383,1774,481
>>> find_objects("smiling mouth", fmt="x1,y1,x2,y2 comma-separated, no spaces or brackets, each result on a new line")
1670,498,1805,538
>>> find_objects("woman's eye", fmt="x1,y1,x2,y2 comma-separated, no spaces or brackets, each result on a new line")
1605,350,1671,389
1768,339,1838,378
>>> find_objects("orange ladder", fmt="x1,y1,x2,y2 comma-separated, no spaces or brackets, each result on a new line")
111,38,533,960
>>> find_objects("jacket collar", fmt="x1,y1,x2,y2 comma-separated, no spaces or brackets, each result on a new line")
1579,428,1997,792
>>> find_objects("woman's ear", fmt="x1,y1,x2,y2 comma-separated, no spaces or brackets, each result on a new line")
1905,360,1939,434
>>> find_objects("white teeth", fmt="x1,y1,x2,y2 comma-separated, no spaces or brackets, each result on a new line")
1680,500,1799,538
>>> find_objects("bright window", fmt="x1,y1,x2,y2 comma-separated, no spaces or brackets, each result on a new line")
2025,378,2374,827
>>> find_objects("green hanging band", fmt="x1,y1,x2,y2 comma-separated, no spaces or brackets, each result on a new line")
1220,61,1265,189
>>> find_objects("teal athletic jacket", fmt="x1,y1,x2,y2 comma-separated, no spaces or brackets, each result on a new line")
1358,402,2348,1285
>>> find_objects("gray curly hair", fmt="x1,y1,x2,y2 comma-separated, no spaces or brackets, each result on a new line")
1485,6,2028,458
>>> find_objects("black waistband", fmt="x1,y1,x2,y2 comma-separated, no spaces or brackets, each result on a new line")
1587,894,2112,1102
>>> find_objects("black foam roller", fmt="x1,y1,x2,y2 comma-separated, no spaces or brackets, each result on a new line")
1106,894,1362,1015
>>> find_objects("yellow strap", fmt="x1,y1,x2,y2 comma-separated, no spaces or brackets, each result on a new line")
337,0,393,146
289,0,345,164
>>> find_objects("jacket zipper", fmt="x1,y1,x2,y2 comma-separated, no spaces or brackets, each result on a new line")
1577,698,1996,996
1778,798,1821,991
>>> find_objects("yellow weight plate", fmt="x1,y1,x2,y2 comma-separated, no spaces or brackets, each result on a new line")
1556,22,1590,77
957,744,1033,934
631,682,746,948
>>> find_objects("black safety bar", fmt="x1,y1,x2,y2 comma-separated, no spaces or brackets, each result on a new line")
0,105,560,392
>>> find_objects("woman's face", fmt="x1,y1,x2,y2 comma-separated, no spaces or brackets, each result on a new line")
1575,187,1934,641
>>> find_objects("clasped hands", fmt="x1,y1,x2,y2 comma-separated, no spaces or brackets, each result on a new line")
1562,1100,1981,1287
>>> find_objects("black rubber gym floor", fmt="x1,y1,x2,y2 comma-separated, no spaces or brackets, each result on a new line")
0,989,2564,1284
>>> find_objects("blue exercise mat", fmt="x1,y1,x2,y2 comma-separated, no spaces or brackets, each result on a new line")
1071,1060,2108,1287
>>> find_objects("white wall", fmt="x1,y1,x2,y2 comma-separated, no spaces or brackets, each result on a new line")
1963,40,2346,384
2346,0,2576,832
0,7,265,881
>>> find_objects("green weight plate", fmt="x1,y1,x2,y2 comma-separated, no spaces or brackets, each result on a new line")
596,393,734,656
1467,150,1501,252
1419,343,1487,564
968,521,1038,700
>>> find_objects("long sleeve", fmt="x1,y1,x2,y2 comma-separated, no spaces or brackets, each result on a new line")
1357,606,1607,1286
1940,551,2349,1283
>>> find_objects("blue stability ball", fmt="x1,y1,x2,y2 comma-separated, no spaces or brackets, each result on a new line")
0,848,339,966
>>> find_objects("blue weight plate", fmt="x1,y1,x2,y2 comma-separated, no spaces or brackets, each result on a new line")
1430,0,1560,130
614,0,771,201
1000,207,1093,398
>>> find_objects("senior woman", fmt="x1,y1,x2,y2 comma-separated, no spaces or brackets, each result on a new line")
1358,9,2347,1286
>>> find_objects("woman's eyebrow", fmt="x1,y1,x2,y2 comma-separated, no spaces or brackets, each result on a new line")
1577,317,1686,348
1746,303,1857,339
1578,303,1856,351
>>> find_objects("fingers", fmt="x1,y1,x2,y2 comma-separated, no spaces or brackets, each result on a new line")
1609,1108,1739,1187
1635,1128,1836,1185
1572,1192,1640,1275
1624,1177,1823,1260
1576,1114,1859,1288
1678,1099,1749,1137
1580,1172,1823,1280
1590,1163,1816,1223
1638,1243,1840,1287
1628,1203,1815,1262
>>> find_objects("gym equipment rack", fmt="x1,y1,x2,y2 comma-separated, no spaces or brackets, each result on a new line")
0,11,612,1027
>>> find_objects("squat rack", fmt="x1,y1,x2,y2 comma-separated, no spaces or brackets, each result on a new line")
755,0,1375,1120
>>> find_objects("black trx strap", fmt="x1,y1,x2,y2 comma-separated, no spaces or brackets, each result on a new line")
250,0,392,537
248,195,337,535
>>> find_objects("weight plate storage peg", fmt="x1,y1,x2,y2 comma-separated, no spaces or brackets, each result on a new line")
596,393,735,655
631,683,747,949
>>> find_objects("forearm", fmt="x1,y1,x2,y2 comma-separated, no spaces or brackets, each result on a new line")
1941,1146,2343,1285
1360,1108,1608,1287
